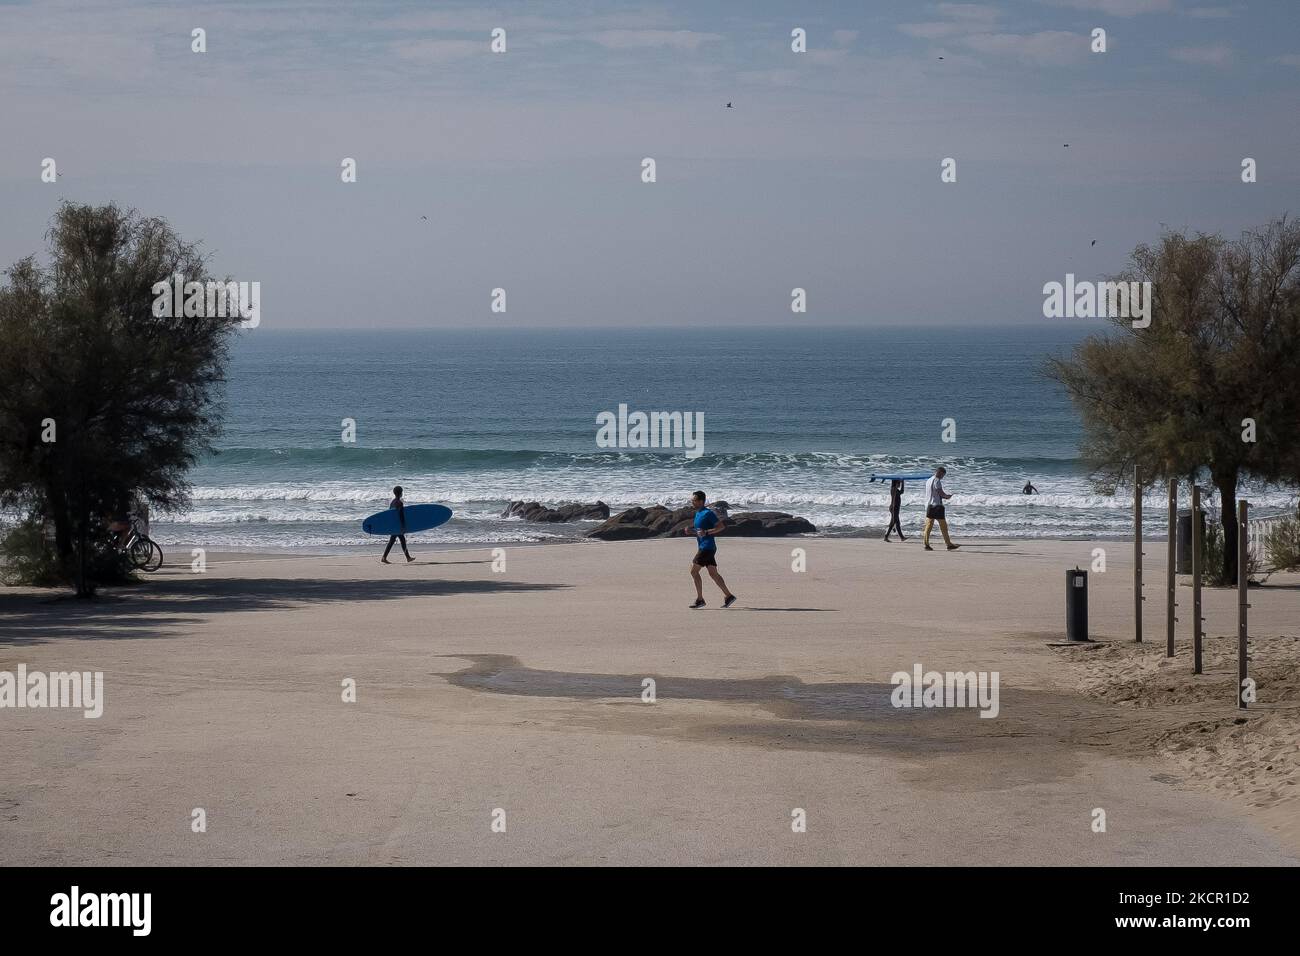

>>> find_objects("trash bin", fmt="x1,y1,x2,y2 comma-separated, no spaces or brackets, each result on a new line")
1066,568,1088,642
1176,510,1206,574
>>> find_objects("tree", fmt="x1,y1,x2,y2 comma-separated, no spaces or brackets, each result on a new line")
1046,216,1300,584
0,203,238,596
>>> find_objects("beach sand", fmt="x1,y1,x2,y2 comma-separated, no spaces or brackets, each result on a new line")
1,536,1296,865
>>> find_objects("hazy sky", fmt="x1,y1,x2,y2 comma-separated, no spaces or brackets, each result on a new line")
1,0,1297,328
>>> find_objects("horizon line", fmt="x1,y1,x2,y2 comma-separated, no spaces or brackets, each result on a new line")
238,321,1112,333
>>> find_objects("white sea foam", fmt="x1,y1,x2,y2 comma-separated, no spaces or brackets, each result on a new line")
184,483,1299,512
135,454,1300,549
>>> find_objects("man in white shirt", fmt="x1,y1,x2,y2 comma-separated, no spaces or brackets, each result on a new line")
923,467,959,552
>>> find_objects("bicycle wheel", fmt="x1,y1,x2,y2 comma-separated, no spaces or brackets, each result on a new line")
132,537,163,572
127,538,149,570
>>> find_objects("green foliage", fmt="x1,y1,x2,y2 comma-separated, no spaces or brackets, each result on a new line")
1199,519,1246,586
1045,217,1300,583
1264,508,1300,572
0,516,134,588
0,202,238,595
0,519,63,587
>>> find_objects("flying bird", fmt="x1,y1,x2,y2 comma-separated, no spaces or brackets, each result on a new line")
1090,239,1096,246
420,215,428,221
937,56,944,60
1063,144,1070,147
725,102,733,108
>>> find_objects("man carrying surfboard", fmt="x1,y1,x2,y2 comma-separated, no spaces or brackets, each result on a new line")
688,490,736,609
381,485,415,563
922,467,959,552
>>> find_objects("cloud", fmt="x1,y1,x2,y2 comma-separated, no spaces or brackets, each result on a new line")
832,30,859,46
898,4,1001,42
1185,5,1236,17
391,39,484,63
936,3,1001,21
1037,0,1173,14
899,6,1087,67
1169,44,1234,66
806,49,851,67
899,21,980,40
960,31,1088,65
588,30,722,51
379,9,677,32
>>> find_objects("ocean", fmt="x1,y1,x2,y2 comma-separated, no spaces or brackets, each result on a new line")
158,325,1294,550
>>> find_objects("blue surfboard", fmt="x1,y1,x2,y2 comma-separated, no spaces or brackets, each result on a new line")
868,472,933,483
362,504,453,536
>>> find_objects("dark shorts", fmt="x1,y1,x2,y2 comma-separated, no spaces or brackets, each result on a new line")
692,549,718,567
926,505,946,521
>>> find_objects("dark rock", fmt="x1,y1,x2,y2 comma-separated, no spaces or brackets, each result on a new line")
646,506,692,535
503,500,610,522
587,504,814,541
584,507,661,540
719,511,817,536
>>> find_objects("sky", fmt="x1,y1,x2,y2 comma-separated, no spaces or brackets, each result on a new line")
1,0,1298,328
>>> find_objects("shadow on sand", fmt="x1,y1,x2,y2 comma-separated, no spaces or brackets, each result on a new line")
441,652,907,719
0,576,569,646
950,548,1037,556
434,655,1097,775
382,560,491,567
738,606,837,612
435,654,1097,772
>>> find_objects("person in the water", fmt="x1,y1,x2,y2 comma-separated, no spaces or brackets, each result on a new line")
688,490,736,609
381,485,415,563
1023,481,1039,495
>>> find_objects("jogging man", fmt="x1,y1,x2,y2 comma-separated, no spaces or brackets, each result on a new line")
923,467,959,552
688,490,736,609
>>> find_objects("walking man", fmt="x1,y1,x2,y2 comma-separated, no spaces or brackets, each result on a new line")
382,485,415,564
923,467,959,552
688,490,737,609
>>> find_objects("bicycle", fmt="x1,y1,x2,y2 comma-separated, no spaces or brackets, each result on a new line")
113,517,164,572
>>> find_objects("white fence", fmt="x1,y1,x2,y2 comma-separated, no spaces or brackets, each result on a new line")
1246,509,1296,567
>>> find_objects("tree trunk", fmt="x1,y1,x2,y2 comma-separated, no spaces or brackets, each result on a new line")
1214,472,1238,584
49,480,94,598
47,484,76,583
74,503,94,599
52,511,73,566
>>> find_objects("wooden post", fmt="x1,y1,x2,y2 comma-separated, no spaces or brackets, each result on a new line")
1238,500,1249,709
1192,484,1203,675
1166,478,1177,658
1134,467,1143,643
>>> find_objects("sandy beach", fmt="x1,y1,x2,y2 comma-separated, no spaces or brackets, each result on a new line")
2,535,1296,866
